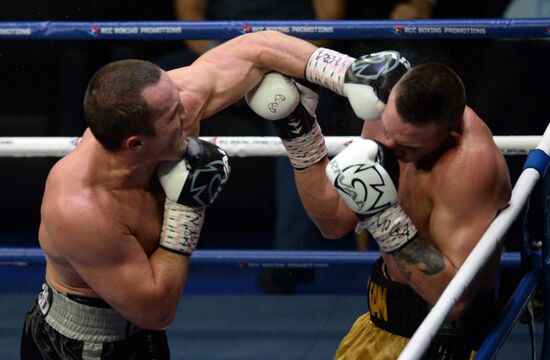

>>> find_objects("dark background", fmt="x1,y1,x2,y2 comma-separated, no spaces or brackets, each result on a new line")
0,0,547,251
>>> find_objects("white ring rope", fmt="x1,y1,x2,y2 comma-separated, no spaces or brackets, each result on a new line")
398,123,550,360
0,135,542,157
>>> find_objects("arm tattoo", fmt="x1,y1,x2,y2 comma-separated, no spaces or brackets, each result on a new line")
393,237,445,280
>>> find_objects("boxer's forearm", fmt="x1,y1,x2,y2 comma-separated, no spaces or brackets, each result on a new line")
138,249,190,329
294,158,358,239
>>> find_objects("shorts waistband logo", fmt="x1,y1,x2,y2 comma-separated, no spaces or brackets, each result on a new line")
368,278,388,322
38,283,52,315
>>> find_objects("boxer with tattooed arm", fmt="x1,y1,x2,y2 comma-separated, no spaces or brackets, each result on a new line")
248,58,511,359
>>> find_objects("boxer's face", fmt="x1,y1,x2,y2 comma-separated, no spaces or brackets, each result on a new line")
380,91,448,163
142,71,187,161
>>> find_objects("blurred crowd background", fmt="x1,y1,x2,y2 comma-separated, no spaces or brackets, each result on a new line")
0,0,547,263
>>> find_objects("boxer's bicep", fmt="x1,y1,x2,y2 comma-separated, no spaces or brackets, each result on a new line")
430,158,502,269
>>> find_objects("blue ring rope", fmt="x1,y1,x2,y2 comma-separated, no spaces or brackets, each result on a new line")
0,248,521,269
0,19,549,40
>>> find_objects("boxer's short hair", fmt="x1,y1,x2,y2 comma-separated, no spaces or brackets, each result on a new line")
84,59,162,150
395,63,466,129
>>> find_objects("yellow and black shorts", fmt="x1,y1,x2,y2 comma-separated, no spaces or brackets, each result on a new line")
335,258,497,360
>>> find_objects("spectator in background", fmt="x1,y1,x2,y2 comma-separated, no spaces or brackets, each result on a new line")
504,0,550,17
175,0,347,55
390,0,433,19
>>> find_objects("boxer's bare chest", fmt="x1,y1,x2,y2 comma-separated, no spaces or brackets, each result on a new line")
383,164,439,282
397,163,434,239
115,189,164,255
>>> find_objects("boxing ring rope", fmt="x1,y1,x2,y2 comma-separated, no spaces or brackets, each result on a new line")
0,19,549,40
2,18,550,359
0,135,542,158
0,248,522,270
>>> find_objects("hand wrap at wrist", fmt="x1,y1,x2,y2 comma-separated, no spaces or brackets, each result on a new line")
159,199,205,256
279,118,327,170
305,48,355,96
356,203,418,253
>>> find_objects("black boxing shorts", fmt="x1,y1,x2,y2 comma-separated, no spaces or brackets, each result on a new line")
368,258,498,359
20,281,170,360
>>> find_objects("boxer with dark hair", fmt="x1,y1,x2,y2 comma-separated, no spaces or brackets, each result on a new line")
249,61,511,359
21,30,414,359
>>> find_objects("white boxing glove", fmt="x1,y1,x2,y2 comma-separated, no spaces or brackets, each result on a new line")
326,138,399,216
306,49,411,121
246,72,327,170
245,72,300,120
326,139,418,253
